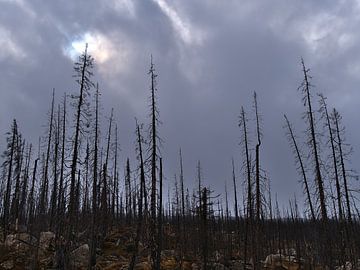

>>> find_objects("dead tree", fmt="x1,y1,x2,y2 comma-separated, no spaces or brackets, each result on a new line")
197,161,202,213
89,84,100,268
125,158,132,222
83,140,90,215
299,59,327,220
38,89,55,227
2,119,18,238
10,133,24,226
50,104,61,230
147,56,161,269
129,121,146,270
319,94,343,220
155,158,163,270
28,157,38,233
100,108,114,237
179,148,187,257
332,108,352,222
57,94,67,226
232,158,240,225
253,92,262,221
113,125,119,220
69,44,94,235
225,181,229,223
239,106,253,268
19,143,32,224
284,115,315,221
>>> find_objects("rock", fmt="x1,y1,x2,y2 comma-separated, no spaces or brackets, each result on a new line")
4,233,36,252
335,262,353,270
134,261,151,270
71,244,90,269
39,231,55,249
162,257,177,269
38,231,55,259
161,249,177,260
228,260,243,270
213,263,229,270
191,262,200,270
264,253,299,270
102,261,128,270
0,260,14,270
277,248,297,256
182,261,193,270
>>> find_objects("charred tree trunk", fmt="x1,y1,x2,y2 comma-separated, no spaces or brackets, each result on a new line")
89,84,100,268
148,57,160,269
100,108,113,237
3,120,18,238
333,108,352,222
129,121,146,270
319,95,343,220
155,158,163,270
39,89,55,227
284,115,315,221
300,59,327,220
50,104,61,230
69,45,94,232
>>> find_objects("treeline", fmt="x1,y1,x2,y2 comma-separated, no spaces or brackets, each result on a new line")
0,46,359,269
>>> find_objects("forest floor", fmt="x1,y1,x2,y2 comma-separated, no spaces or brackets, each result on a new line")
0,225,339,270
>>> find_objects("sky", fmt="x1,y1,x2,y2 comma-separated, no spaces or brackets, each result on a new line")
1,0,360,215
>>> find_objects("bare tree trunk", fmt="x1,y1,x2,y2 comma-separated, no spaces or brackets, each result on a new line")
239,106,252,268
57,94,66,227
69,45,94,232
284,115,315,221
89,84,99,268
149,57,159,269
254,92,262,222
300,59,327,220
125,158,132,223
113,125,119,221
3,120,18,239
179,148,186,258
11,135,24,226
19,144,32,224
333,108,352,222
100,108,113,237
39,89,55,228
50,104,61,230
155,158,163,270
129,121,146,270
28,158,38,234
232,158,240,225
319,95,343,220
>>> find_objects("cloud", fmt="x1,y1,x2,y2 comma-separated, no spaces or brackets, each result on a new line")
1,0,360,210
152,0,205,45
0,26,26,61
110,0,136,17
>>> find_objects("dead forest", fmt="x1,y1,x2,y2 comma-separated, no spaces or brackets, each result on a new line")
1,46,360,270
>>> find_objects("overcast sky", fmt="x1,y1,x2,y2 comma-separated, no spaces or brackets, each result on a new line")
1,0,360,214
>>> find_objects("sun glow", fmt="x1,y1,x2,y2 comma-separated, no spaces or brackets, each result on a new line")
64,32,112,63
64,31,132,78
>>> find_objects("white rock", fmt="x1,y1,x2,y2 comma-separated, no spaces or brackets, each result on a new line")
71,244,90,268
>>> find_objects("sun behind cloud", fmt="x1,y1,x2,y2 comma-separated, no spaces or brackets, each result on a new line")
64,32,112,63
63,31,132,78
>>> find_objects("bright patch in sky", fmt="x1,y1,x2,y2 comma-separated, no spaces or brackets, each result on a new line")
64,32,112,63
64,31,132,78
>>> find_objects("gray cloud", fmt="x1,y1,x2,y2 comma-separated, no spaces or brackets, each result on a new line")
1,0,360,213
